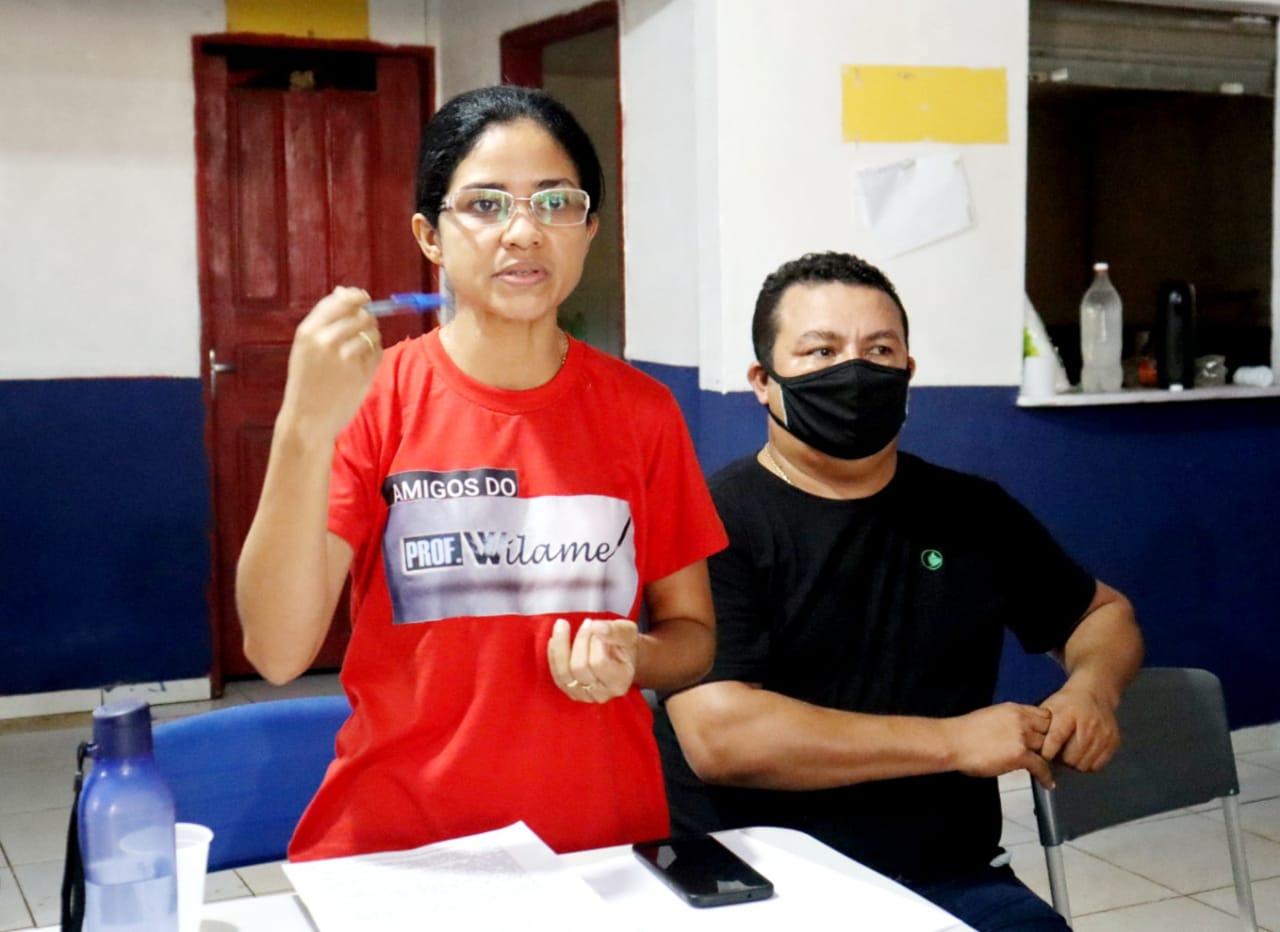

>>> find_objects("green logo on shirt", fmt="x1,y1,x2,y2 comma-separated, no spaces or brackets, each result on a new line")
921,549,944,571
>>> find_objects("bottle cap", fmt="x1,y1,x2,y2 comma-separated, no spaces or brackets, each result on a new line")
92,699,155,759
1093,262,1109,271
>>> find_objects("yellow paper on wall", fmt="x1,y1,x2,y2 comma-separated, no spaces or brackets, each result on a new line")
227,0,369,40
842,66,1007,144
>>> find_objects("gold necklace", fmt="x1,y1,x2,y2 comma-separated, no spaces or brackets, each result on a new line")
762,443,794,486
439,326,569,378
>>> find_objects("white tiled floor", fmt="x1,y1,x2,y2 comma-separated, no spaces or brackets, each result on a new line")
996,720,1280,930
0,687,1276,931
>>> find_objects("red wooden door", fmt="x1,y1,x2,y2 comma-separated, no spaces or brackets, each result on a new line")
195,40,433,686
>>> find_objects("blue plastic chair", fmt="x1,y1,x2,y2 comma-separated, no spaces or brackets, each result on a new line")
153,695,351,871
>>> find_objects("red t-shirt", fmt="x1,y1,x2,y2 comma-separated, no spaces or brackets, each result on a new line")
288,330,727,861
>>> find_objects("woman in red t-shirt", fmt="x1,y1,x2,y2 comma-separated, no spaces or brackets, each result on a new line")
236,86,726,859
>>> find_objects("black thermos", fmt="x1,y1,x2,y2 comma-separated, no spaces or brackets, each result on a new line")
1155,280,1196,389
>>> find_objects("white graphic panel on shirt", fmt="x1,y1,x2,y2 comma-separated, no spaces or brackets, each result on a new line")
381,468,638,624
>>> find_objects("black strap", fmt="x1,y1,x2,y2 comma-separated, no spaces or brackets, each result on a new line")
60,741,91,932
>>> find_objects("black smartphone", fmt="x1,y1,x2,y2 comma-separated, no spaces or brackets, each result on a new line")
632,834,775,908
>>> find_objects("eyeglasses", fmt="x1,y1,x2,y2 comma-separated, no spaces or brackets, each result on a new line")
439,187,591,227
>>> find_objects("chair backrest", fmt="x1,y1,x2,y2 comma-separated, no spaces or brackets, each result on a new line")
153,695,351,871
1033,667,1238,846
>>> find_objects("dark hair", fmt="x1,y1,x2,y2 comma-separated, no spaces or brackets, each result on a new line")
415,85,603,227
752,251,909,366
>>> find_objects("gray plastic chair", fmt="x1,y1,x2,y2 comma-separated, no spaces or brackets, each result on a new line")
1030,667,1257,930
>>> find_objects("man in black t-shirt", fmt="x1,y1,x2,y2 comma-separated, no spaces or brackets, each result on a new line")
655,252,1143,932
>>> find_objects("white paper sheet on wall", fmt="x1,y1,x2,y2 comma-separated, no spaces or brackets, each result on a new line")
854,153,975,259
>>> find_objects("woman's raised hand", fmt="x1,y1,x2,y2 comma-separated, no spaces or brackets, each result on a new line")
280,286,383,441
547,618,640,703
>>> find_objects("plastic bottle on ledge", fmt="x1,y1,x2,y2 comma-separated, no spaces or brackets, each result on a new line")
79,700,178,931
1080,262,1124,393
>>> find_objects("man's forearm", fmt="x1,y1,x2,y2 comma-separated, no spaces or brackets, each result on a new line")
666,683,954,790
1059,586,1143,708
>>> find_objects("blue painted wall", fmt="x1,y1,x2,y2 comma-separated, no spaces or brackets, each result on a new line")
636,361,1280,728
6,364,1277,732
1,378,212,694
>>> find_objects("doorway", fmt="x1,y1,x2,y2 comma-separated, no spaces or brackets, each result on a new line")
194,36,434,689
501,2,624,357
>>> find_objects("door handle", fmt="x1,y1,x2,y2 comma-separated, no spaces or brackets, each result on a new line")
209,348,236,399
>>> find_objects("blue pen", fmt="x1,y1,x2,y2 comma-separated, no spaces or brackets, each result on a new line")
364,292,443,317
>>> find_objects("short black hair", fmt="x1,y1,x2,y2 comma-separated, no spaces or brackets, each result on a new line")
752,251,909,366
415,85,603,227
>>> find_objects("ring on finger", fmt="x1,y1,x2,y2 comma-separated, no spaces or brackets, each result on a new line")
358,330,377,353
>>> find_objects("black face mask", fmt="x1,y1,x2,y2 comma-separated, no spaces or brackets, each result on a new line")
762,358,910,460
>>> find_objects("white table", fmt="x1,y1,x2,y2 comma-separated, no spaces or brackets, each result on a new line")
564,826,972,932
39,827,970,931
33,892,309,932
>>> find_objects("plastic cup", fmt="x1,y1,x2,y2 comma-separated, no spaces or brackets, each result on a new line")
175,822,214,932
1021,355,1058,400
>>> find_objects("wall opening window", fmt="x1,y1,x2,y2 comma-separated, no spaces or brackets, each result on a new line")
501,3,623,358
541,26,622,357
1026,0,1275,391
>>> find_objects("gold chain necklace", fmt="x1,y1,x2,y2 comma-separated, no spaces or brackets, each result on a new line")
762,443,794,486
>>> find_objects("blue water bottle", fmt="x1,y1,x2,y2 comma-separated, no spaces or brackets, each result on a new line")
78,700,178,931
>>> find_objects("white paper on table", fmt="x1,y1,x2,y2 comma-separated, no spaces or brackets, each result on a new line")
854,153,974,259
575,832,962,932
283,822,626,932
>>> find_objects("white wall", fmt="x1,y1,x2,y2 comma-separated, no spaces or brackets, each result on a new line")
710,0,1028,390
0,0,433,381
618,0,1030,388
618,0,710,369
0,0,222,380
371,0,433,46
436,0,603,101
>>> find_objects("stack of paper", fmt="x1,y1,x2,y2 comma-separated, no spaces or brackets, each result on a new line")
283,822,619,931
284,823,965,932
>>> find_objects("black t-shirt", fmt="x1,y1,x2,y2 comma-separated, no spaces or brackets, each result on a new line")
654,452,1095,882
